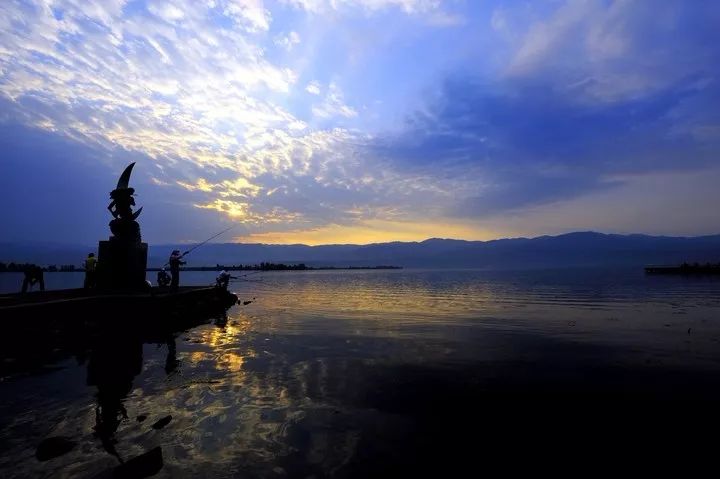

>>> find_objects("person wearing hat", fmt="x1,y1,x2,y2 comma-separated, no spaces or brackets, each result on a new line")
84,252,98,288
215,270,237,290
168,250,186,291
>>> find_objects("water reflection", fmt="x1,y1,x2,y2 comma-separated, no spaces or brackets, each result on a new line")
165,336,180,377
2,269,720,477
87,334,143,460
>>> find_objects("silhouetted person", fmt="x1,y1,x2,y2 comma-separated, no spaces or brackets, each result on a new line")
84,253,97,288
21,265,45,293
215,270,236,290
157,268,171,288
168,250,185,291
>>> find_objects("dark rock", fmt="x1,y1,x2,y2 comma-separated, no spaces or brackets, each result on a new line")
137,415,147,422
151,415,172,430
113,446,163,478
243,300,253,305
36,436,76,461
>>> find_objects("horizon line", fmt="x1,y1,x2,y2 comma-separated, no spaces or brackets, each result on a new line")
4,230,720,248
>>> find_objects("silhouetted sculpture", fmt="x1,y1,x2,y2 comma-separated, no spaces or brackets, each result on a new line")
97,163,149,290
107,163,143,242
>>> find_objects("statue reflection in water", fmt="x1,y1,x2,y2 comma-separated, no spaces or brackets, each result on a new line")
86,335,143,460
86,333,180,461
164,334,180,377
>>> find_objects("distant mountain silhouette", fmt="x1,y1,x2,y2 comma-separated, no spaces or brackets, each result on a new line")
3,232,720,269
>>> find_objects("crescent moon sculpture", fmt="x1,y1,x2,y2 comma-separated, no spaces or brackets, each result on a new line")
132,207,143,220
116,162,136,190
107,162,143,242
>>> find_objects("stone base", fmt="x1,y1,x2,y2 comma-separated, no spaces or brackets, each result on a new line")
97,239,148,290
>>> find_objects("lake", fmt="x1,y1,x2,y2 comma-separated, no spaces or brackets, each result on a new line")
2,268,720,477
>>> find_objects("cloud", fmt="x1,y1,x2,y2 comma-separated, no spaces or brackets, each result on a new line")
424,11,465,27
0,0,303,172
312,82,358,118
305,81,321,95
273,31,301,51
0,0,462,243
177,178,215,193
371,68,720,218
221,0,272,32
475,168,720,238
1,0,719,244
0,121,231,244
500,0,720,103
281,0,440,14
236,218,497,245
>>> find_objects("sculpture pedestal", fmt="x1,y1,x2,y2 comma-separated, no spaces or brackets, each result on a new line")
97,239,148,290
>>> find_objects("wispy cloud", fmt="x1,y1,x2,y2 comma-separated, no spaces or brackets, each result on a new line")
274,30,301,51
305,81,321,95
281,0,440,14
501,0,720,103
312,82,358,118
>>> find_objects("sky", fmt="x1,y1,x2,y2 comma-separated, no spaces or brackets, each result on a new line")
1,0,719,245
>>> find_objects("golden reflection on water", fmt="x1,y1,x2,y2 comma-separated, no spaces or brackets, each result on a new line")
4,270,720,478
236,272,503,324
185,315,256,374
197,318,252,347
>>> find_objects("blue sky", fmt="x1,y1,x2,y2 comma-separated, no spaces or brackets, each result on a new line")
1,0,719,245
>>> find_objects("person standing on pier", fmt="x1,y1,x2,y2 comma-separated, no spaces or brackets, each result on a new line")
168,250,186,291
84,253,97,288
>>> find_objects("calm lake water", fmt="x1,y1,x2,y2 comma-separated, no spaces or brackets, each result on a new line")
2,268,720,477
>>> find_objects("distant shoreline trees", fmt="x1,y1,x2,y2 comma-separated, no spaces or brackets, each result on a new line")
146,263,403,271
0,262,77,273
0,261,402,273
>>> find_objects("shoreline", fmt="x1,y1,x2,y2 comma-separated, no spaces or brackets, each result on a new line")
0,265,403,273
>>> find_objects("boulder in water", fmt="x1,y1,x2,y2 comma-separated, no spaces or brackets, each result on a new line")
151,415,172,430
36,436,76,461
114,446,163,478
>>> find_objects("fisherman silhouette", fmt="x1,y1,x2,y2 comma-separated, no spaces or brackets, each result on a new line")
84,253,97,288
215,270,237,290
168,250,185,291
157,269,171,288
21,264,45,293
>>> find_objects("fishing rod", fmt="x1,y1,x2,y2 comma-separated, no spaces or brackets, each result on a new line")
229,270,265,281
181,224,237,257
163,225,237,266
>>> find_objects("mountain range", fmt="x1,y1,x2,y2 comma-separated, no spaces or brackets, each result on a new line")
2,232,720,270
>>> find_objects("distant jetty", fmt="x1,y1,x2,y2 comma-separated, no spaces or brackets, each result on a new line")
645,263,720,275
